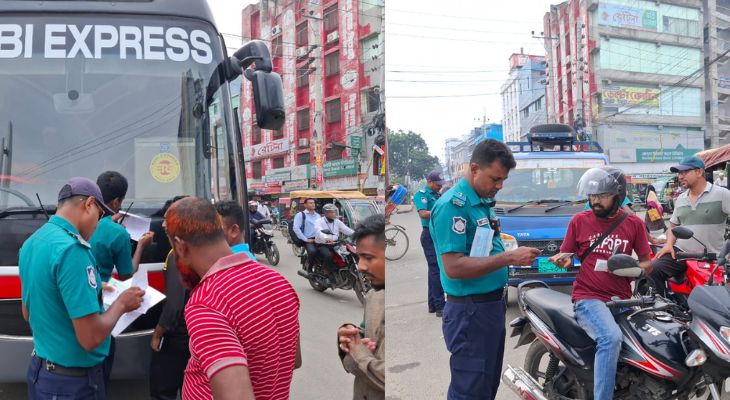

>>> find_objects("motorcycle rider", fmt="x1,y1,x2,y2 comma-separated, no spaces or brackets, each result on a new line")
248,201,267,251
650,156,730,296
314,203,354,285
549,167,651,400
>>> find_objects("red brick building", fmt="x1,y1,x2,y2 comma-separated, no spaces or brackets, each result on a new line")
240,0,384,196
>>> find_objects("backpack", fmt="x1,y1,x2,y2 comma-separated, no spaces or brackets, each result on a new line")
288,211,307,247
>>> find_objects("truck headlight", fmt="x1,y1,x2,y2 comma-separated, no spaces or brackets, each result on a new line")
720,326,730,345
501,233,518,252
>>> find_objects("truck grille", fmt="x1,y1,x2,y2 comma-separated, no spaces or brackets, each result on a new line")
517,239,563,256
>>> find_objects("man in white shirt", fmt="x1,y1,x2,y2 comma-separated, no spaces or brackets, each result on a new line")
293,198,322,267
315,204,355,285
256,200,271,219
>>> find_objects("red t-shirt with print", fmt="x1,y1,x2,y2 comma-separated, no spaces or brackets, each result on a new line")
560,210,651,302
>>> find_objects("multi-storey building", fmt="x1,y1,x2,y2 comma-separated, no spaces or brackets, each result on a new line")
544,0,705,173
704,0,730,147
239,0,384,197
501,53,548,142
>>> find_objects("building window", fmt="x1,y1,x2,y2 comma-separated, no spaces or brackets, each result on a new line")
534,98,542,111
272,35,283,57
324,5,338,32
326,99,341,123
325,51,340,76
297,69,309,88
297,152,310,165
521,108,529,119
365,88,380,113
273,157,285,169
252,126,262,144
663,16,699,37
273,128,284,140
297,109,310,131
252,161,262,179
296,21,308,47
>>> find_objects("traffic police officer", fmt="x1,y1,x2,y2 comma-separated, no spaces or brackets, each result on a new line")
19,177,145,400
413,170,446,317
430,140,540,400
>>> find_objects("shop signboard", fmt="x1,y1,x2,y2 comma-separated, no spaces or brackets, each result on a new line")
602,85,660,108
323,158,359,178
598,3,657,31
244,139,290,161
263,167,291,183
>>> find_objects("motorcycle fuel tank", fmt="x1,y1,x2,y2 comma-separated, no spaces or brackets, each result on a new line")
619,313,689,381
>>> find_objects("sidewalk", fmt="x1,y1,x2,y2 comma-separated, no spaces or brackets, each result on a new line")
396,204,414,213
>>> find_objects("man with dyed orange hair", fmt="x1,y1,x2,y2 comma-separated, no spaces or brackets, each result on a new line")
164,197,301,400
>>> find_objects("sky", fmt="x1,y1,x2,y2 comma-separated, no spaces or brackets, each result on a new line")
385,0,554,160
207,0,258,51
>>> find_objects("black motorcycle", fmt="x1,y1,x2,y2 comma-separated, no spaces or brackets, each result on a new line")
502,254,730,400
250,219,280,266
296,230,371,305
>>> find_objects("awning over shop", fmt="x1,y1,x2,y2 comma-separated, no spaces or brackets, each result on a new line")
696,144,730,169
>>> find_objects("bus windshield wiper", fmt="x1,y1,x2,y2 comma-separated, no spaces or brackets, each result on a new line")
0,206,57,219
505,199,562,213
544,200,583,213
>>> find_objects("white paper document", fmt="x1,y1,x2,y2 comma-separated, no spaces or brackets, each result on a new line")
103,267,166,337
119,212,151,242
594,259,609,272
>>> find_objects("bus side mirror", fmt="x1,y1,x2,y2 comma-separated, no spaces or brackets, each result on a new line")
244,69,285,130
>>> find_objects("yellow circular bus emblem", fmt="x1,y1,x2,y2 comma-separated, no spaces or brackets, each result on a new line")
150,153,180,183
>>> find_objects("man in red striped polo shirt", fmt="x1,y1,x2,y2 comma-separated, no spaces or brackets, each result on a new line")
164,197,301,400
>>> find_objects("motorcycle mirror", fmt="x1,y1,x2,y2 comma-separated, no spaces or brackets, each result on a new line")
607,254,644,278
672,226,694,240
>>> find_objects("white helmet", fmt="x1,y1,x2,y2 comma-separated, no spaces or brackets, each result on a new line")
323,203,338,213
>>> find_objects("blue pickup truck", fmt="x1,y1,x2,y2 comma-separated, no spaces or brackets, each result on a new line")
497,125,608,286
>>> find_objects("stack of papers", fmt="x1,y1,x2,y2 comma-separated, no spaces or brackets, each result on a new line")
119,212,152,242
103,266,165,337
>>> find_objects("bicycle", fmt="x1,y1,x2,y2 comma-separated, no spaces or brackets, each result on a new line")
384,198,410,261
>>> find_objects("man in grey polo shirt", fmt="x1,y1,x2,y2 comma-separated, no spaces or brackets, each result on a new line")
650,156,730,295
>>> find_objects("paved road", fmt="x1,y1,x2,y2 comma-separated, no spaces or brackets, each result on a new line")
385,210,572,400
0,232,363,400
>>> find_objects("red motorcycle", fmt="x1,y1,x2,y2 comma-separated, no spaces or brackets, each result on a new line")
646,227,726,308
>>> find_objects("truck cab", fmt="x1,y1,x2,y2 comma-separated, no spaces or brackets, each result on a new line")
498,125,608,286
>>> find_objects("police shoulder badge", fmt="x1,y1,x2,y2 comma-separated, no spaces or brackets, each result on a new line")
451,192,466,207
86,266,97,289
421,197,428,204
452,216,467,234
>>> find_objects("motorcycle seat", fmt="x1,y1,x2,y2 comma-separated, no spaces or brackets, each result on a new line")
522,288,594,348
668,273,687,284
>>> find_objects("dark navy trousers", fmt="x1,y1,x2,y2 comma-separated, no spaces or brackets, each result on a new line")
27,355,105,400
442,297,507,400
420,228,445,311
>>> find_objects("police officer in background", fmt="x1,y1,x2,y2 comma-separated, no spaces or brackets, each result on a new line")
430,140,540,400
413,170,446,317
19,177,145,400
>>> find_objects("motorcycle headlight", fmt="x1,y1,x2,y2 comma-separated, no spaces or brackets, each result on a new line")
501,233,518,252
720,326,730,345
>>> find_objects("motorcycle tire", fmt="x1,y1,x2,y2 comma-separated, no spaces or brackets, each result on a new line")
353,278,369,306
524,340,589,399
309,277,328,292
265,243,280,266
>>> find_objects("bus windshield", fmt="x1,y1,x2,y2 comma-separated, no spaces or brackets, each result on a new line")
0,15,236,213
497,158,607,203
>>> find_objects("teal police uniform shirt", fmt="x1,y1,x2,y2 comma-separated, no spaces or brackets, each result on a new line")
231,243,257,260
19,216,110,367
430,178,507,296
413,185,439,228
89,216,134,282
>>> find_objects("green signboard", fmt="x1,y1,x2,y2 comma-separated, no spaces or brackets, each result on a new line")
349,135,363,149
636,148,698,163
323,158,359,178
263,168,291,183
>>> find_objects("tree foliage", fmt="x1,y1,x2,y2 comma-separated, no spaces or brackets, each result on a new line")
388,129,440,182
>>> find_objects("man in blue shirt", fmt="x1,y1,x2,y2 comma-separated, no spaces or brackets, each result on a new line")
20,177,144,400
215,200,257,260
430,140,540,400
293,197,322,267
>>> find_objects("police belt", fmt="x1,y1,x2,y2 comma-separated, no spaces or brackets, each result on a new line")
447,288,504,303
33,354,101,377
